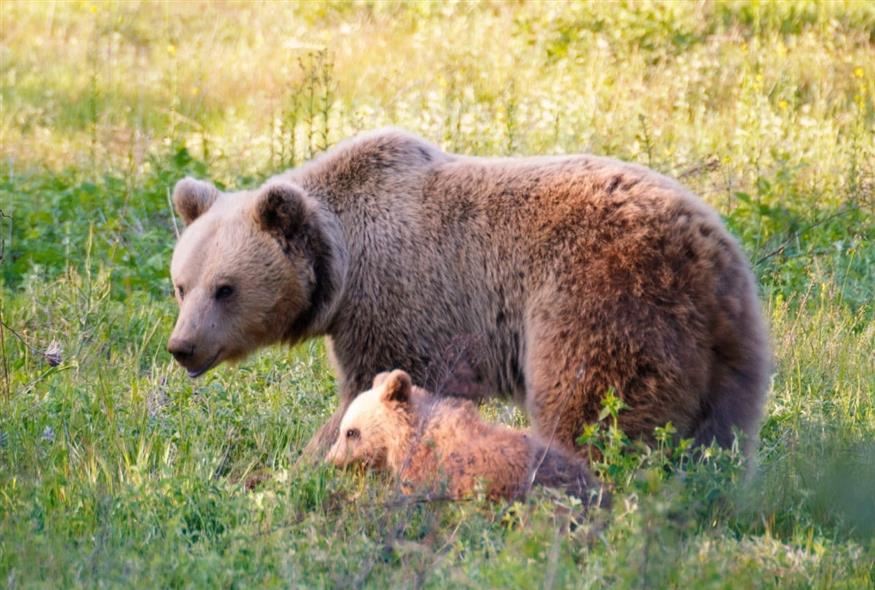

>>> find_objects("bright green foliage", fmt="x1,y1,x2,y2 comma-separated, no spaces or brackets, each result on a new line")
1,2,873,588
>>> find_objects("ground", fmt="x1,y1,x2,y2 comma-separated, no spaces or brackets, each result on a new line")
0,2,873,588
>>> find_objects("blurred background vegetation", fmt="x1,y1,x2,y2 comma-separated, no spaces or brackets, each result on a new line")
0,1,873,587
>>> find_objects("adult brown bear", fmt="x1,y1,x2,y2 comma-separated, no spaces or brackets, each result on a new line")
167,129,770,457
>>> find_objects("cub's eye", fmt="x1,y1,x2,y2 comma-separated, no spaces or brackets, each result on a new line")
346,428,360,440
214,285,234,300
176,285,185,300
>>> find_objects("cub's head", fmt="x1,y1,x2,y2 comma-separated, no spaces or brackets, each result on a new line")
326,370,415,468
168,176,342,377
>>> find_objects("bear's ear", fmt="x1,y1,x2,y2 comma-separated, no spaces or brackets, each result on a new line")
254,181,310,238
381,370,412,405
173,177,220,226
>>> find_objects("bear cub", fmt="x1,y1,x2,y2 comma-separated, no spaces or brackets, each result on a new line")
327,370,606,506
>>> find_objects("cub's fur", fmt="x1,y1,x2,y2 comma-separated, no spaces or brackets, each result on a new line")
327,370,604,504
169,129,771,457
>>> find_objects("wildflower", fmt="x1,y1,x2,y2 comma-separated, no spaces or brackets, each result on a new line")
146,385,170,419
778,99,789,111
43,340,62,367
853,67,864,79
167,44,176,57
42,426,55,443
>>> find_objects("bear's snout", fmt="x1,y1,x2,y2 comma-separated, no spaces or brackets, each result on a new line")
167,337,196,363
167,336,220,378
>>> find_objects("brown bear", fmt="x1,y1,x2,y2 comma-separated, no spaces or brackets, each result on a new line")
326,370,605,504
168,128,770,458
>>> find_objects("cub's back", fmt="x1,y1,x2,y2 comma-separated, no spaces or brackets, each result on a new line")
407,398,533,499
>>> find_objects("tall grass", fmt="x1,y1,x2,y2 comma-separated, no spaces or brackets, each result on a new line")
1,1,873,587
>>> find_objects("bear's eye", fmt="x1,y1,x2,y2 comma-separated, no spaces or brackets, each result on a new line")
346,428,360,440
214,285,234,300
176,285,185,300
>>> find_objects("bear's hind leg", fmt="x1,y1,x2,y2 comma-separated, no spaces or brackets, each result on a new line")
523,302,701,454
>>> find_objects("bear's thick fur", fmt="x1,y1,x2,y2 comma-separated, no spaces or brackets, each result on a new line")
327,370,604,503
169,129,770,457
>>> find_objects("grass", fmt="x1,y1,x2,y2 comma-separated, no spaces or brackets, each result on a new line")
1,1,873,588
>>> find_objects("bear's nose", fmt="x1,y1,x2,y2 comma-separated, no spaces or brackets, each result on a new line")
167,338,195,363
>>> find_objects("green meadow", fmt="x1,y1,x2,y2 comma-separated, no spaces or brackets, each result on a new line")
1,1,873,587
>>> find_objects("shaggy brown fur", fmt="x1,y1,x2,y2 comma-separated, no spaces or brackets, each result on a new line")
327,370,604,503
169,128,771,457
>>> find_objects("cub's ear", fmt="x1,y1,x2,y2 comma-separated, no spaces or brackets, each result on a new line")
173,177,220,226
380,370,412,404
254,181,311,238
372,371,392,388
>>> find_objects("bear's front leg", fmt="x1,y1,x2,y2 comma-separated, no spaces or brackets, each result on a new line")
299,372,370,463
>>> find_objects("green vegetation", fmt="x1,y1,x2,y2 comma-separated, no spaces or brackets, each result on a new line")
1,2,873,587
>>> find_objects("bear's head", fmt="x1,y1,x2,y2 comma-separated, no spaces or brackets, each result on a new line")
167,176,344,377
326,370,415,469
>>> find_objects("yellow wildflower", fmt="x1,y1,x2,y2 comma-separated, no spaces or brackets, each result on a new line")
853,67,864,79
